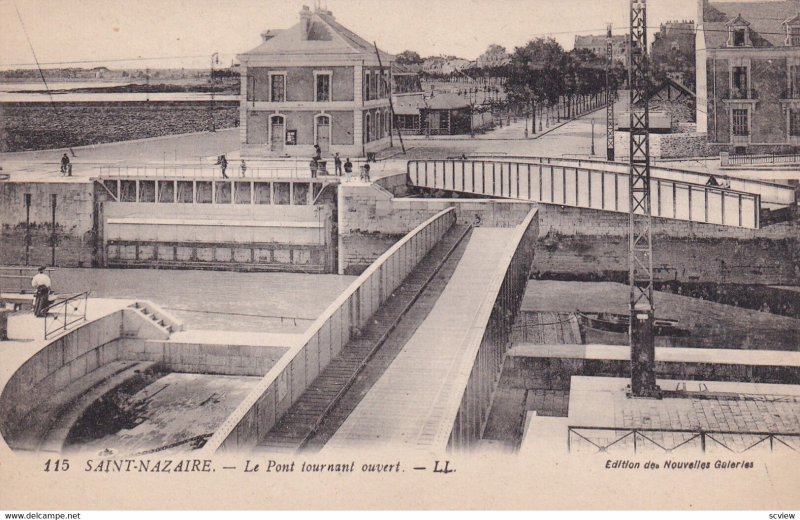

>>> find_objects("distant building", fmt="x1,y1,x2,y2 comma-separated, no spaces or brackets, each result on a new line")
392,63,423,95
651,20,696,87
574,34,629,64
696,0,800,153
393,92,471,135
422,57,471,75
237,6,394,158
475,45,511,69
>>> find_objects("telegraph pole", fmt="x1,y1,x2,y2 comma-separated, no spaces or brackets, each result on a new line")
628,0,660,398
606,23,616,161
210,52,219,132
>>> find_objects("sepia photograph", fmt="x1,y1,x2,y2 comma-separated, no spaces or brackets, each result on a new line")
0,0,798,513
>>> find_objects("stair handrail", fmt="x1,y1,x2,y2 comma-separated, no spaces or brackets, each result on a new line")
43,291,90,340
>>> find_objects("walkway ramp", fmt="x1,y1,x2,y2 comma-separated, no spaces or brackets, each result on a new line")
255,224,471,452
323,227,520,452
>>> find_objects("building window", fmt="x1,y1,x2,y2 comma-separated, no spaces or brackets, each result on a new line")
732,108,749,136
365,113,372,142
791,27,800,46
733,29,746,47
790,109,800,136
790,65,800,98
270,74,286,102
365,72,371,101
315,72,331,102
732,66,748,98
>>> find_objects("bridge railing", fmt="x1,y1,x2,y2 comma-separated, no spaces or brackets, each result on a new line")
464,154,795,207
203,207,458,453
441,207,539,451
568,425,800,454
408,159,760,229
96,164,315,180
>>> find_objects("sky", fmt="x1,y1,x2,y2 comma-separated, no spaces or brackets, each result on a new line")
1,0,705,70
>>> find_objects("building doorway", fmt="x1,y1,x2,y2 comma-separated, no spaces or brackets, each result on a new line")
316,115,331,153
270,115,285,153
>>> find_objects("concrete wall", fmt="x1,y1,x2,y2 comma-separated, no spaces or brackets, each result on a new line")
0,304,287,450
337,182,536,273
120,339,287,377
102,199,335,272
534,203,795,240
0,181,96,267
534,233,800,285
504,347,800,393
0,311,125,442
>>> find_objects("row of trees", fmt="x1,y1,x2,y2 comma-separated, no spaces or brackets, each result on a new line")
395,39,627,125
505,38,626,125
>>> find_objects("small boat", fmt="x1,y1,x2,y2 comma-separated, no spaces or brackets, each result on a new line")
576,311,688,336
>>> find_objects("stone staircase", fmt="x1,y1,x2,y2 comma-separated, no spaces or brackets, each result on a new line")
127,301,183,337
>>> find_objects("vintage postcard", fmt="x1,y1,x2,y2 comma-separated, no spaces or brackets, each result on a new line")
0,0,798,512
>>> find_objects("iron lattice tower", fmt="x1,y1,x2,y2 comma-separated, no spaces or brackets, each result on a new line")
628,0,660,398
606,23,616,161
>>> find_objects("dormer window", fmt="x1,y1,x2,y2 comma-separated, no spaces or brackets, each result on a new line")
726,14,751,47
784,13,800,46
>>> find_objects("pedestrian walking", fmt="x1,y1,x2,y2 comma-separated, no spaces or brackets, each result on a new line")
215,155,229,179
240,160,247,177
344,158,353,182
309,158,318,178
362,162,371,182
31,266,52,318
60,153,70,176
334,153,342,176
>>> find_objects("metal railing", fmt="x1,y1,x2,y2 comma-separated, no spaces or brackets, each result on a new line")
446,208,539,450
0,267,54,295
463,154,796,206
724,153,800,166
729,88,758,100
568,425,800,454
43,291,89,340
96,164,321,180
408,159,762,229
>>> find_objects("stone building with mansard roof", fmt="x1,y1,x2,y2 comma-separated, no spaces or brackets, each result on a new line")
237,6,394,158
696,0,800,153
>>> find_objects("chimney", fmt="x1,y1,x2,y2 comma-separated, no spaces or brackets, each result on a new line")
299,5,311,40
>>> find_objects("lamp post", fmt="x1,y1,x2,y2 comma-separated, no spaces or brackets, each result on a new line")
469,87,476,138
591,118,596,155
210,52,219,132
